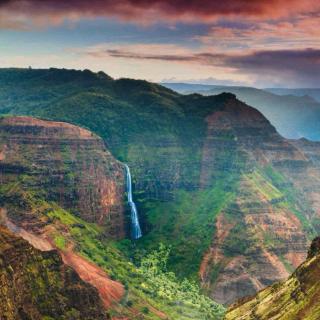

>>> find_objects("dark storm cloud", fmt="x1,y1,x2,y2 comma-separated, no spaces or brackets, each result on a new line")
227,48,320,73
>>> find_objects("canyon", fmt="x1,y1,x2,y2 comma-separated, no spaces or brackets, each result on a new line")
1,68,320,317
0,114,223,319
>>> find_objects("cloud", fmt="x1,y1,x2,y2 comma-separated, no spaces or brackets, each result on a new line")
0,0,320,28
195,15,320,51
226,48,320,86
84,44,228,69
1,1,319,87
95,49,196,62
84,44,320,87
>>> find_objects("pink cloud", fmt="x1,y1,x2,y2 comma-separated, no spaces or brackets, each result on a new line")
196,15,320,51
0,0,320,28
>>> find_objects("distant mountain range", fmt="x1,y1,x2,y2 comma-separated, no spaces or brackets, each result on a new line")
266,88,320,102
162,83,320,141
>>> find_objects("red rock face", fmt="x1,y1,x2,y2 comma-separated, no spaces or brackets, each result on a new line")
225,237,320,320
199,98,315,304
285,139,320,219
0,117,127,315
0,116,125,238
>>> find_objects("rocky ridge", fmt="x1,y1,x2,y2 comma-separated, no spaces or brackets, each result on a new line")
225,236,320,320
0,225,108,320
198,98,313,303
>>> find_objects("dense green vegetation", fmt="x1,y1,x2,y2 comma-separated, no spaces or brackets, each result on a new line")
53,207,225,319
135,180,237,279
0,170,225,319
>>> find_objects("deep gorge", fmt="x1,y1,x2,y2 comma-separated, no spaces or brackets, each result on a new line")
1,68,320,319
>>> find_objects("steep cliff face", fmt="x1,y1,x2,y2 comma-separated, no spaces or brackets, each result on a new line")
288,138,320,222
0,116,129,316
0,226,108,320
0,116,125,238
198,99,311,304
225,236,320,320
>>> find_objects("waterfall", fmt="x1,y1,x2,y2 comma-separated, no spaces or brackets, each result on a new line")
125,164,142,239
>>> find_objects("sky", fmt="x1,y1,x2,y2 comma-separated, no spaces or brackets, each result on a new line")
0,0,319,88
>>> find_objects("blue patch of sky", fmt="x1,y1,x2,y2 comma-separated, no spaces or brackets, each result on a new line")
0,18,211,55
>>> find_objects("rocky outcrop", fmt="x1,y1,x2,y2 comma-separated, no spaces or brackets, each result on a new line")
199,97,313,304
0,211,125,310
0,116,125,238
225,236,320,320
0,226,108,320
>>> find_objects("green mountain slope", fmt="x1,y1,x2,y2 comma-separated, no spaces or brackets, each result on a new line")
225,237,320,320
0,226,108,320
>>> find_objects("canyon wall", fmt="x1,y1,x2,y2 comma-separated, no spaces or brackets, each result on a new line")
197,98,314,303
0,116,125,238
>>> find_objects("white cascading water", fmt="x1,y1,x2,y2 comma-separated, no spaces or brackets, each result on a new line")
125,164,142,239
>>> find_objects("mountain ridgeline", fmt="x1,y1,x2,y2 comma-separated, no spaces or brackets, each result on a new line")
226,236,320,320
1,68,320,313
162,82,320,141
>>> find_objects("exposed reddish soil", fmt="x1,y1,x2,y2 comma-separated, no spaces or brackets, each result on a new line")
1,212,124,309
199,213,235,282
61,250,124,308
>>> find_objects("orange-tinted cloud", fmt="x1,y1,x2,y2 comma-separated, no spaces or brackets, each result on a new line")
196,15,320,51
0,0,320,28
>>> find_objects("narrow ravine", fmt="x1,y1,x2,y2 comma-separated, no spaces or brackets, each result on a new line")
125,164,142,239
